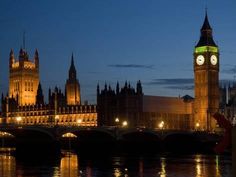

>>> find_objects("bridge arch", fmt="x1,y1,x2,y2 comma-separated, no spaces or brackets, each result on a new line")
119,129,161,141
60,128,116,142
0,131,15,138
18,127,56,140
163,132,198,152
118,129,162,152
0,126,57,141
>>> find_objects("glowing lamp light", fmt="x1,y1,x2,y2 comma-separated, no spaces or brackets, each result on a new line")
159,121,164,129
122,121,128,127
196,122,200,128
115,118,120,123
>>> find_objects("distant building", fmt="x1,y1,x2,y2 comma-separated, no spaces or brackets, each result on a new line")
9,48,39,105
65,54,81,105
97,82,194,130
0,12,224,131
97,81,143,127
219,83,236,124
1,50,97,126
97,12,221,131
142,95,193,130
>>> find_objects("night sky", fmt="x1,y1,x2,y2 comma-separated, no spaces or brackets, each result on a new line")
0,0,236,103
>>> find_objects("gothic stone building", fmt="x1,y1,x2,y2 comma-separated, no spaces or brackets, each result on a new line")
1,49,97,126
97,81,194,130
219,83,236,124
97,13,221,131
97,81,143,127
193,13,220,131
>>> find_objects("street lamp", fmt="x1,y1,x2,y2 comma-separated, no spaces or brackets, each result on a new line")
195,122,200,130
158,121,164,129
122,121,128,127
115,117,120,123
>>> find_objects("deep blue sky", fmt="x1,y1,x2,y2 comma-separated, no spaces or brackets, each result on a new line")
0,0,236,103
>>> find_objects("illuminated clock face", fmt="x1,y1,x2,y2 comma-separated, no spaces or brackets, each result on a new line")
196,55,205,65
210,55,217,65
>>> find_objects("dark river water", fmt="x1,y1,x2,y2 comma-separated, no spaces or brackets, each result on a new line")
0,149,233,177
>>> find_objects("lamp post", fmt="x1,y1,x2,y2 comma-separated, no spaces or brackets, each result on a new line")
122,121,128,127
115,117,120,127
115,117,120,123
158,121,164,129
158,121,164,136
195,122,200,131
55,115,59,126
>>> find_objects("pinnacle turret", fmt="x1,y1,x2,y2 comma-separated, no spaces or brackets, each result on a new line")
9,49,15,68
36,82,44,105
196,12,217,47
34,49,39,69
69,53,77,80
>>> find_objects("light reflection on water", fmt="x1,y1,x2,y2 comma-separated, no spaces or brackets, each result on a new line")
0,149,232,177
160,157,166,177
59,152,79,177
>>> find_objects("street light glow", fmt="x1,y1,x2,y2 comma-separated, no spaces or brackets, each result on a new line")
122,121,128,127
115,118,120,123
159,121,164,129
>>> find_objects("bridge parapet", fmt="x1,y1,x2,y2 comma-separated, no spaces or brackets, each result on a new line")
0,124,221,145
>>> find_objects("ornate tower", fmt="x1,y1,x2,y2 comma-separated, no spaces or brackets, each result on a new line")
9,49,39,105
194,12,219,131
66,54,81,105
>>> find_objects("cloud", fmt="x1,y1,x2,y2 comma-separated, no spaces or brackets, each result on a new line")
145,78,194,91
146,78,194,85
145,78,235,91
164,85,194,90
222,65,236,74
108,64,154,69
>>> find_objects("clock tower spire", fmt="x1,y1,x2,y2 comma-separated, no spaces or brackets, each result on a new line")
194,12,219,131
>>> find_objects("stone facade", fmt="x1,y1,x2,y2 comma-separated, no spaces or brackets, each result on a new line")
193,13,219,131
97,82,194,130
97,81,143,127
9,49,39,105
65,54,81,105
1,50,96,126
142,95,194,130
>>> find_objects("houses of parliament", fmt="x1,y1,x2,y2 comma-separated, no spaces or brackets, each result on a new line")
0,13,235,131
0,49,97,126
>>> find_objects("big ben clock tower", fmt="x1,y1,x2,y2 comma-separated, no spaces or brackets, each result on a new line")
194,12,219,131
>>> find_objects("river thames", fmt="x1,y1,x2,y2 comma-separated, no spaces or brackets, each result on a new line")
0,149,232,177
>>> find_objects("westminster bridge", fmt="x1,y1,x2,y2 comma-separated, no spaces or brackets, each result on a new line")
0,124,221,155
